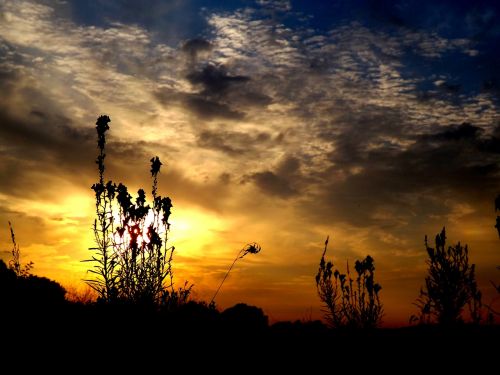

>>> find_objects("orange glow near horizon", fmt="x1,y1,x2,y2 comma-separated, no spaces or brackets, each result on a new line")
2,192,499,325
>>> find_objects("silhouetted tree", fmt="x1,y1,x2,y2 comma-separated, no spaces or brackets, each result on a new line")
316,237,383,328
86,115,189,306
414,228,482,325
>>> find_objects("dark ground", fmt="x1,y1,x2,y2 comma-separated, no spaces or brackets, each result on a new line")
1,261,498,371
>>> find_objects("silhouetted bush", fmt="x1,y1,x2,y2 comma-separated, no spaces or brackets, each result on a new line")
0,259,66,310
221,303,268,331
413,227,482,325
316,237,383,328
86,115,190,306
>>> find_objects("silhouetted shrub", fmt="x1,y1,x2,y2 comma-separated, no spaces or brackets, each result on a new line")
86,115,190,306
165,300,220,331
0,259,66,309
65,285,97,304
316,237,383,328
413,227,482,325
221,303,268,331
0,259,17,301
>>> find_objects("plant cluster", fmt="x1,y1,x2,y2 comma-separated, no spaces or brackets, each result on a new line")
413,228,482,325
86,115,187,306
316,237,383,328
8,221,33,278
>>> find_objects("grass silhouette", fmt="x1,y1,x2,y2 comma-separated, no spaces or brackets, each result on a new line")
7,222,33,278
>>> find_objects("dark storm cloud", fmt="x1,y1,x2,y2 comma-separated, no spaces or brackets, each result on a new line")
320,105,411,167
182,63,271,120
154,87,245,120
252,171,297,198
184,95,245,120
0,104,97,196
187,64,249,97
197,129,271,156
250,156,303,198
317,122,500,227
156,62,271,120
182,38,212,62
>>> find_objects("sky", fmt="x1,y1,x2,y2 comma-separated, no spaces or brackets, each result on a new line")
0,0,499,325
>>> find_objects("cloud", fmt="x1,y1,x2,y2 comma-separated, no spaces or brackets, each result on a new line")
313,121,500,228
184,95,245,120
250,156,303,198
1,0,498,222
187,64,249,97
182,38,212,63
197,129,272,156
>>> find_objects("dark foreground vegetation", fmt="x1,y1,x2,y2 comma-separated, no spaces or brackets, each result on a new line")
1,258,498,369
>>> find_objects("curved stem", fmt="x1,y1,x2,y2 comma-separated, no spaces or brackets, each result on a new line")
210,249,243,305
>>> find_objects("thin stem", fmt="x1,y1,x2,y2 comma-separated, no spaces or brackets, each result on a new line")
210,249,244,305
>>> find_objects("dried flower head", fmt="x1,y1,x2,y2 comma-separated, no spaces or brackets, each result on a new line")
241,242,262,258
150,156,162,176
96,115,110,150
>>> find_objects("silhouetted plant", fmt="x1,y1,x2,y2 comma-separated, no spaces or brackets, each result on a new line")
413,228,482,325
487,195,500,320
85,115,189,306
316,236,383,328
65,285,97,304
7,221,33,278
160,281,193,311
86,115,117,301
210,243,261,305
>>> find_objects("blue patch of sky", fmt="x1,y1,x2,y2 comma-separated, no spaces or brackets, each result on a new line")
66,0,251,45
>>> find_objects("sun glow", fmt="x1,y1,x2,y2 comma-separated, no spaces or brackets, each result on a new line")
169,207,226,252
104,203,225,259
